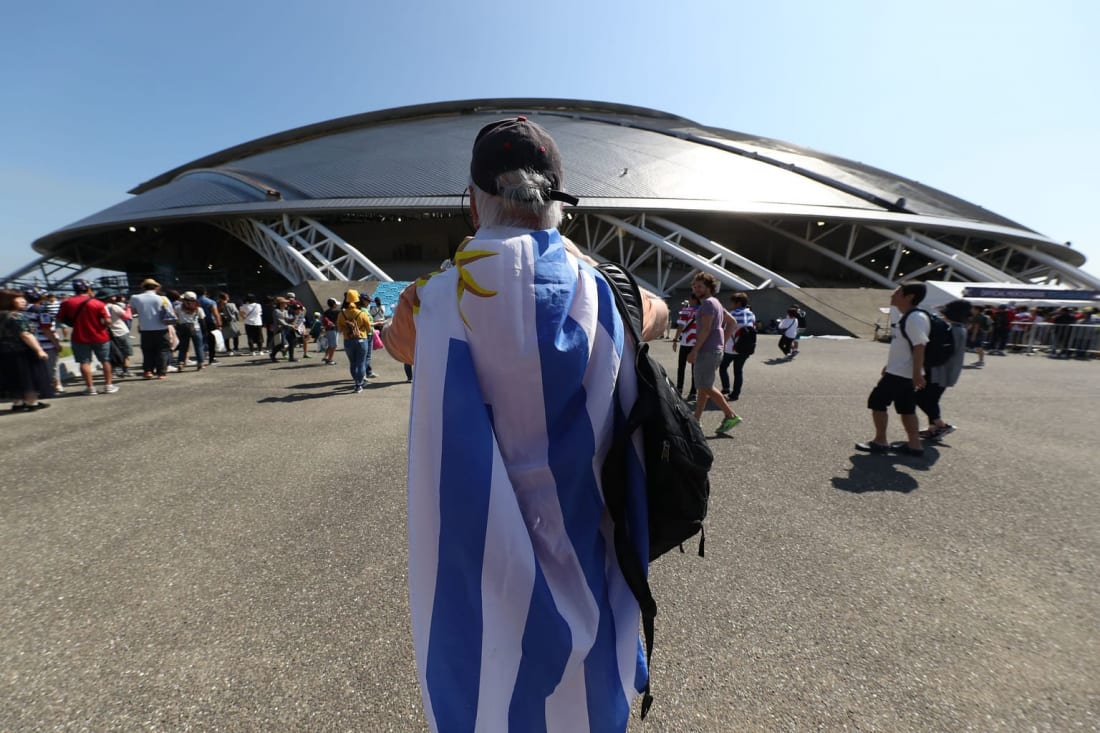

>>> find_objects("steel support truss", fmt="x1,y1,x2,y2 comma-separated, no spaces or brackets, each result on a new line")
752,219,1075,287
214,215,393,284
561,212,796,296
968,241,1100,289
2,255,95,290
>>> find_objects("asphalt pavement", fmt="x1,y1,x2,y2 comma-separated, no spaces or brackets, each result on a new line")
1,339,1097,731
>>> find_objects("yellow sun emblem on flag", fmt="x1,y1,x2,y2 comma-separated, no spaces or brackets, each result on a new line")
454,249,499,328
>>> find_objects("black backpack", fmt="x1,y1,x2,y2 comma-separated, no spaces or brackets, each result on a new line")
597,262,713,719
900,308,955,368
795,309,807,329
733,323,757,355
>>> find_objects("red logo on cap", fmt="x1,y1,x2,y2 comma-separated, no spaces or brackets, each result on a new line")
517,115,527,122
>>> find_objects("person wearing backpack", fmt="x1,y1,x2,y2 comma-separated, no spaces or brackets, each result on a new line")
336,289,372,393
719,291,756,401
967,305,992,367
377,117,669,731
856,282,929,457
915,299,970,441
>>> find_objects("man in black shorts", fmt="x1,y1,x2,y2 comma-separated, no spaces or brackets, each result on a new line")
857,282,928,456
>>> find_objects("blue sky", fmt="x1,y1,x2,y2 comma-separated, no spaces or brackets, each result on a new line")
2,0,1097,278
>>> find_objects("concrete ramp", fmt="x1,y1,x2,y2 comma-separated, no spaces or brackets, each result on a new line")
750,287,891,338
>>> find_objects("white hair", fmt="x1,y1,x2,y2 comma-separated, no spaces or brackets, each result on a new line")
471,169,563,230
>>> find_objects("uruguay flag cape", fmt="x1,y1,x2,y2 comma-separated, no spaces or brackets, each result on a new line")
407,226,649,733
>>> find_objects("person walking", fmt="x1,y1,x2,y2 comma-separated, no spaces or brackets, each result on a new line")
856,282,929,456
336,289,372,392
968,305,992,367
269,298,296,362
916,299,970,441
687,272,742,434
719,291,756,401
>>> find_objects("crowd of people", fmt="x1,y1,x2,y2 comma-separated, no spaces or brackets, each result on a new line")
4,111,1098,732
0,277,404,412
968,302,1099,362
672,290,803,408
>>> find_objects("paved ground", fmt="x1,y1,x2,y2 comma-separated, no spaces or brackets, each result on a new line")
1,339,1097,731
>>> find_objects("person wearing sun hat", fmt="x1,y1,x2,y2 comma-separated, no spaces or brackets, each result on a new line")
916,298,972,442
129,277,174,379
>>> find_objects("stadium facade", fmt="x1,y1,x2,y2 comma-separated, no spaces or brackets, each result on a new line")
9,98,1099,297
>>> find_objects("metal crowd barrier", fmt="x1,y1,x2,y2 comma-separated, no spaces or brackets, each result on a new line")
1010,322,1100,358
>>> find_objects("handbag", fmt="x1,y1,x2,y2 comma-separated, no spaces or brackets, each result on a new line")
167,324,180,350
371,329,384,351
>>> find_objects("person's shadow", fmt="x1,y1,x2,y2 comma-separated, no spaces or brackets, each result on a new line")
831,448,939,494
762,356,794,365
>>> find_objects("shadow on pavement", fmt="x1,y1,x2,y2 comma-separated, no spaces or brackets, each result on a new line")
831,448,940,494
762,357,795,365
257,390,348,403
289,380,350,389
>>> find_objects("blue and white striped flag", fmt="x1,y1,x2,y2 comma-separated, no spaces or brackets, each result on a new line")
407,226,649,733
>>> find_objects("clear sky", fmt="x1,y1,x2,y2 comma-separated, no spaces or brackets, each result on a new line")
2,0,1097,279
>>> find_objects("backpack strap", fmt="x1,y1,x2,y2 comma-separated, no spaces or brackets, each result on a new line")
596,261,644,344
595,261,657,719
898,307,928,351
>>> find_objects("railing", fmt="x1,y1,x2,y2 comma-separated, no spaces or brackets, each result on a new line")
1003,323,1100,358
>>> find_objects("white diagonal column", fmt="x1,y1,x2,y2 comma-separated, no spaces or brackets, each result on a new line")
214,215,393,284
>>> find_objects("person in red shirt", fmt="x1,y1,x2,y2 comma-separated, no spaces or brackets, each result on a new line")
57,279,117,395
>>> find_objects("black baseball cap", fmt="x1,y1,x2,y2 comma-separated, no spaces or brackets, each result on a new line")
470,116,578,206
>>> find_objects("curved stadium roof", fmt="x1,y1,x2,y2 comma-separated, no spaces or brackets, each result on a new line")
26,98,1098,293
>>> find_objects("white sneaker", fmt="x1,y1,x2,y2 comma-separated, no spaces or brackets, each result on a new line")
103,384,119,394
82,387,97,395
167,366,180,372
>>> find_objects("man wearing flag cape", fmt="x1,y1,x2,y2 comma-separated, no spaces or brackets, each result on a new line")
382,117,668,732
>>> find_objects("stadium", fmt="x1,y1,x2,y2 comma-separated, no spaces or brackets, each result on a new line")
8,98,1099,327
